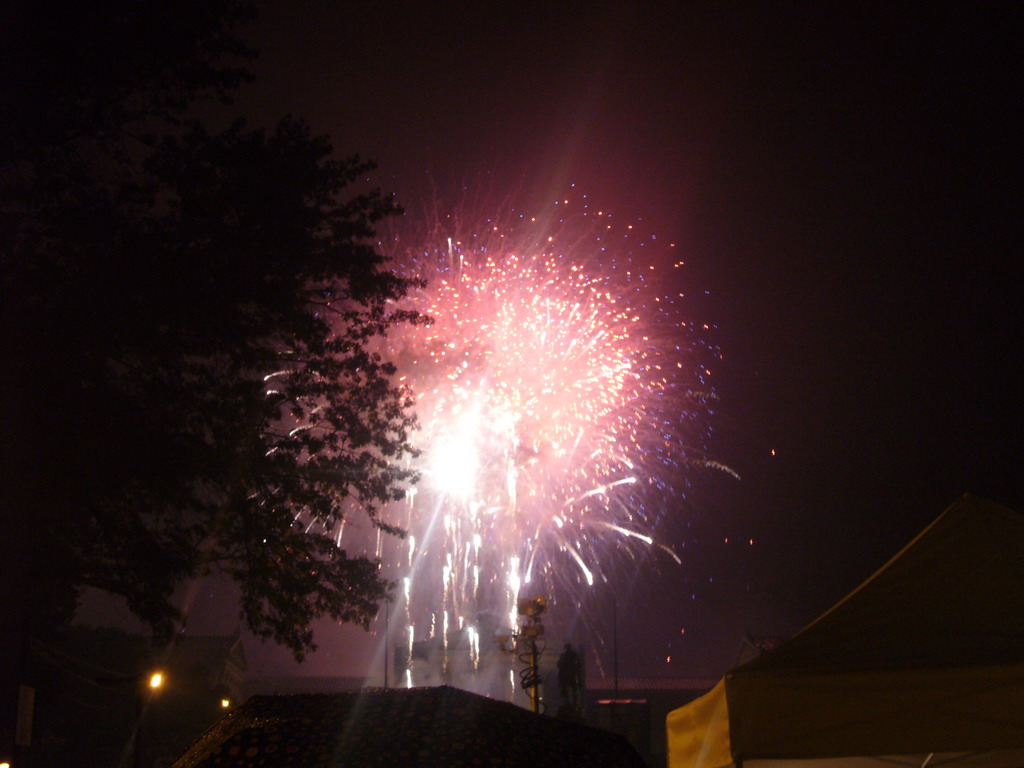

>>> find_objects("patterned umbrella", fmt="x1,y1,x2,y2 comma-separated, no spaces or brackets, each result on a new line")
173,686,646,767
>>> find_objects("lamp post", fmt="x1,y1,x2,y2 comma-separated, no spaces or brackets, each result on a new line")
98,670,164,768
134,671,164,768
495,597,547,713
517,597,546,714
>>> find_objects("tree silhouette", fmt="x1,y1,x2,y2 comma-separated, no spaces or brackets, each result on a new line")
1,0,421,658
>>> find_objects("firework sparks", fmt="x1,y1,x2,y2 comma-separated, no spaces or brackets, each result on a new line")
357,189,719,691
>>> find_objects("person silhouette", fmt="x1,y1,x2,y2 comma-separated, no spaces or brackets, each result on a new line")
557,642,583,709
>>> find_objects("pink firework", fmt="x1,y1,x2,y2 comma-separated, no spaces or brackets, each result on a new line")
366,190,721,687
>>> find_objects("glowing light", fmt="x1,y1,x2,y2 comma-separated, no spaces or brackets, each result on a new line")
429,425,479,498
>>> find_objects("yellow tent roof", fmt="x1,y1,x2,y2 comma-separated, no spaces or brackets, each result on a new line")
667,495,1024,768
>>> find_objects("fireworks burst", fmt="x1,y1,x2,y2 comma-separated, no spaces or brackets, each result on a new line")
359,188,722,691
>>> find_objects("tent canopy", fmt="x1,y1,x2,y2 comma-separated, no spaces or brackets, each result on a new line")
667,495,1024,768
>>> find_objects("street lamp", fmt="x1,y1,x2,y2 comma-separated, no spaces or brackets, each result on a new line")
132,671,166,768
136,670,166,768
96,670,166,768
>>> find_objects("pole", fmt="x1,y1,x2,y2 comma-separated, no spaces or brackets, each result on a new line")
132,694,143,768
384,601,389,690
528,638,539,714
613,598,619,734
613,598,618,700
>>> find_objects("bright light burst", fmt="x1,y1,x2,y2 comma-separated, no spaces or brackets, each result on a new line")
359,189,721,689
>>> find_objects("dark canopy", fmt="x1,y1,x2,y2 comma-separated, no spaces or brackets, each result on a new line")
173,685,646,767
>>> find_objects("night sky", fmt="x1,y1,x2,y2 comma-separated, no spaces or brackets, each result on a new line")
82,3,1022,679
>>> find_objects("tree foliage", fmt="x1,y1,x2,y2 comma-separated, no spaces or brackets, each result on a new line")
1,0,421,658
